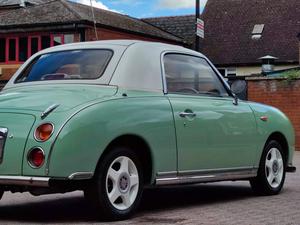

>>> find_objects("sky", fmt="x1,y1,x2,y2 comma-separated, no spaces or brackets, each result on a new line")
71,0,208,18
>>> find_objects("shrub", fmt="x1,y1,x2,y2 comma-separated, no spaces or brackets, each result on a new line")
280,69,300,83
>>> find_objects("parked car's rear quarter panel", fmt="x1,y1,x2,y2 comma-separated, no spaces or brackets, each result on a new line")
47,93,177,181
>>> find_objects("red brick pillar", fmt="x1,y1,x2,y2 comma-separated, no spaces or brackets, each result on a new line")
247,77,300,150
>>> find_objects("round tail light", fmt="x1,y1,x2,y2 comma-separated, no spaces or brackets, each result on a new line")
28,148,45,168
34,123,54,142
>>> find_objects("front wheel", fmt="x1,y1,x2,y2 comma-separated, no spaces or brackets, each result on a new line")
85,147,143,221
250,140,286,195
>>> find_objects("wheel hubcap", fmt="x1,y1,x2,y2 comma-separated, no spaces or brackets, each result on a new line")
265,148,284,188
106,156,139,210
118,173,130,193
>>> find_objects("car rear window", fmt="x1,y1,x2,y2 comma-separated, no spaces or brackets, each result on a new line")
15,49,113,83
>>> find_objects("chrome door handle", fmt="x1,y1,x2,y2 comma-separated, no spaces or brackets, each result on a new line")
179,112,196,118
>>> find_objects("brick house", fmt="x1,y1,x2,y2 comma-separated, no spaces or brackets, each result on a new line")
144,0,300,77
0,0,44,13
0,0,182,82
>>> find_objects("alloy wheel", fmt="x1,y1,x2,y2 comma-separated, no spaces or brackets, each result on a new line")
265,148,284,188
106,156,139,210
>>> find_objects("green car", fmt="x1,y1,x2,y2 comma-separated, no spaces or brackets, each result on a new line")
0,40,296,220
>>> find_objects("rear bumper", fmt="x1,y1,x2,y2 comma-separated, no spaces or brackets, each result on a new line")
0,172,93,188
0,176,49,187
287,165,297,173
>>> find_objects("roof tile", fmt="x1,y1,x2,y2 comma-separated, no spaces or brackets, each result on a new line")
145,0,300,65
0,0,182,42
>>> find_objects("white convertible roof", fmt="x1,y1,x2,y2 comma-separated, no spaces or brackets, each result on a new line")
5,40,210,92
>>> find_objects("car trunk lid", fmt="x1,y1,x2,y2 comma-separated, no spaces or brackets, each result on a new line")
0,84,118,113
0,113,36,175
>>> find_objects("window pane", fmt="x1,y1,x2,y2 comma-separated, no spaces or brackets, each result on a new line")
164,54,228,96
0,38,5,62
53,36,62,46
64,34,74,44
16,50,113,83
41,36,51,49
19,37,28,62
31,37,39,55
218,69,226,77
9,39,16,61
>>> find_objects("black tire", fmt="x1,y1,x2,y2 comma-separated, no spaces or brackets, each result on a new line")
250,140,286,195
85,147,144,221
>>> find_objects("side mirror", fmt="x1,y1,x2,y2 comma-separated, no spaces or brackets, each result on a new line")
230,80,247,95
229,80,247,103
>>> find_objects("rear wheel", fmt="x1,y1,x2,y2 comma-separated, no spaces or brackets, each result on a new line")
250,140,286,195
85,147,143,221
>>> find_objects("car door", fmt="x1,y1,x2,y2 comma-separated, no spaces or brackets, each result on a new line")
163,53,258,173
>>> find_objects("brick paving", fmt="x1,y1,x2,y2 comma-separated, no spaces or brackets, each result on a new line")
0,152,299,224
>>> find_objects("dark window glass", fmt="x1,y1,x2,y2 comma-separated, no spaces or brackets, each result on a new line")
41,36,51,49
19,37,28,62
218,69,226,77
16,50,113,83
31,37,39,55
53,36,62,46
0,38,5,62
164,54,228,96
9,39,16,61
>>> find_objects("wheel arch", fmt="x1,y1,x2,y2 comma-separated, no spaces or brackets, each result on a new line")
97,134,154,185
266,132,289,164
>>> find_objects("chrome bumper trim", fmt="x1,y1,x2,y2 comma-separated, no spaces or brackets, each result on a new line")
0,176,49,187
68,172,93,180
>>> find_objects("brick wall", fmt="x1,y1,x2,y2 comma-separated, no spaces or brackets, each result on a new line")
247,77,300,150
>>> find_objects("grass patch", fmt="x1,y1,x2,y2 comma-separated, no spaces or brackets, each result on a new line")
280,69,300,83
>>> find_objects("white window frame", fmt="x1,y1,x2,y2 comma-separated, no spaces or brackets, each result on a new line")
218,68,237,77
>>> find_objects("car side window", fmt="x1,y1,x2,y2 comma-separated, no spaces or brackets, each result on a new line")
164,54,228,96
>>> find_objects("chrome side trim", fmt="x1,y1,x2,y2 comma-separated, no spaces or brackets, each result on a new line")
0,176,49,187
178,167,256,176
68,172,94,180
156,168,258,186
41,104,60,120
156,171,177,178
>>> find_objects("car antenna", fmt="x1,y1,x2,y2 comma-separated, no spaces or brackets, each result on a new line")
89,0,99,40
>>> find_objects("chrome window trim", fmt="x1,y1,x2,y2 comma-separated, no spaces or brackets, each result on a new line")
160,50,233,97
4,43,128,90
14,49,114,84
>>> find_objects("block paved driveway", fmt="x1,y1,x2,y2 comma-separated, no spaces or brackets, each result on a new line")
0,152,299,225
